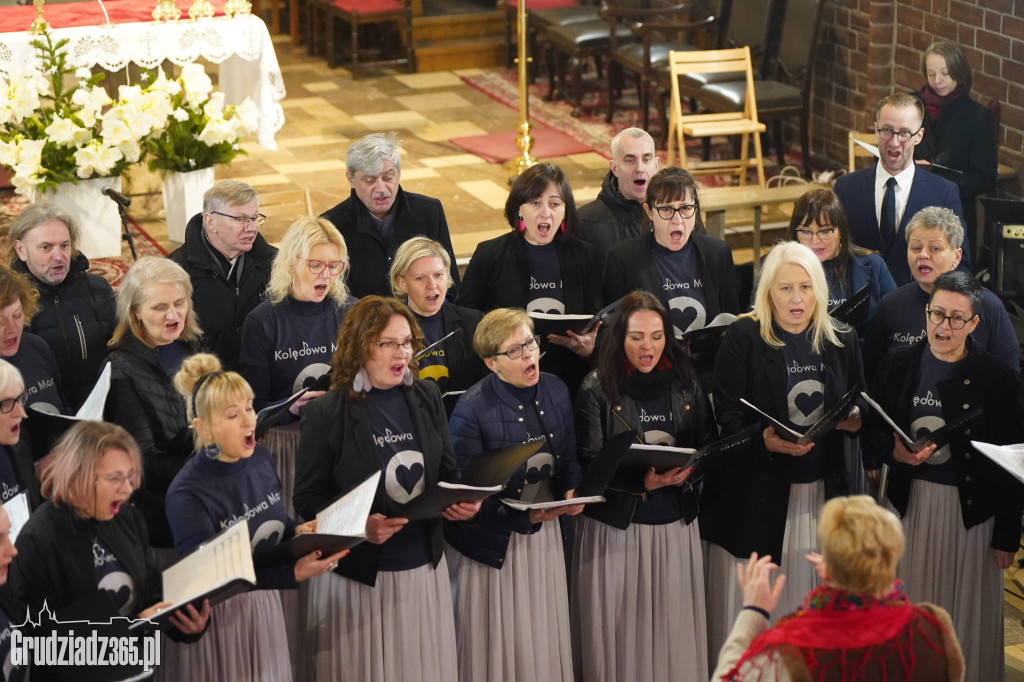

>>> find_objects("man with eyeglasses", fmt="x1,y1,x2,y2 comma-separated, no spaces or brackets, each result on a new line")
576,127,659,258
865,206,1016,379
321,132,460,299
834,92,971,287
170,180,278,369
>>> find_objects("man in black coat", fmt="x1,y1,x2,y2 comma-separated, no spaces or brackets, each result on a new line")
9,203,116,410
321,132,460,299
576,127,658,258
169,180,277,370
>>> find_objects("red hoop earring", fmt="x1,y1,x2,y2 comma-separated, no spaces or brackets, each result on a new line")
518,218,526,232
560,220,566,233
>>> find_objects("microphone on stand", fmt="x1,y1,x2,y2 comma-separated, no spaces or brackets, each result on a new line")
102,187,131,208
101,187,137,261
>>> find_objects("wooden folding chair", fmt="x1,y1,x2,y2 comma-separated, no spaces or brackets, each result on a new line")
666,46,765,186
848,130,877,173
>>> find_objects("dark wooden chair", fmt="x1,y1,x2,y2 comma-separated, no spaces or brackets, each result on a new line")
603,0,723,132
694,0,825,176
309,0,415,77
504,0,595,73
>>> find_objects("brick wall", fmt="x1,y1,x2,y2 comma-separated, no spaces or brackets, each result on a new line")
808,0,1023,173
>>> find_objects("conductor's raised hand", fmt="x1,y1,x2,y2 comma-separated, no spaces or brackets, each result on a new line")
737,553,786,617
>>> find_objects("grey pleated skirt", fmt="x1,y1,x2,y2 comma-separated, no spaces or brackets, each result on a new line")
844,436,870,496
305,556,458,682
447,520,574,682
159,589,292,681
703,541,744,673
897,479,1003,682
264,423,301,518
571,515,708,682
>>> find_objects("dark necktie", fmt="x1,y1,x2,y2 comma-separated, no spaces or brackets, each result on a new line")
879,176,897,254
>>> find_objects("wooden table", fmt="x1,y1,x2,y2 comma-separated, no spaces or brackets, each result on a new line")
701,182,827,277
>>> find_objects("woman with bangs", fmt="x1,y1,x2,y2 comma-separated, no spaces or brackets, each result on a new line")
105,256,204,553
239,215,355,514
10,421,209,665
604,167,739,341
784,189,895,337
294,296,477,682
162,353,344,681
702,241,863,666
459,163,603,394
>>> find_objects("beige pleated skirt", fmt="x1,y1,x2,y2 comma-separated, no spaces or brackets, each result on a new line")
263,423,302,518
897,479,1003,682
703,540,745,675
305,556,458,682
571,515,708,682
159,589,292,682
447,520,574,682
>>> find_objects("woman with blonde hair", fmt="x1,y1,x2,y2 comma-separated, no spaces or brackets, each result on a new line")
162,353,345,681
389,236,486,402
294,295,477,681
701,241,864,664
712,496,964,681
239,215,354,514
105,256,203,551
0,359,41,510
9,420,209,672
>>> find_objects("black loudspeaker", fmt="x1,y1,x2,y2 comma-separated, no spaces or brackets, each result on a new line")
980,195,1024,296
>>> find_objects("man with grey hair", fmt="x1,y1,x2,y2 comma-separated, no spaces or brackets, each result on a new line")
322,131,460,298
169,179,277,369
9,202,116,409
865,205,1017,376
576,127,659,257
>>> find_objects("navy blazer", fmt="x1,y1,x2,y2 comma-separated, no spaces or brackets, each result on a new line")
833,164,972,286
847,252,897,336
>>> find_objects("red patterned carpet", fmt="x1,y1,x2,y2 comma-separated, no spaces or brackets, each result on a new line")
0,192,166,290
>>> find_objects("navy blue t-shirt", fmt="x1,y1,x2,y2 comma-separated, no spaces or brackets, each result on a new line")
505,383,555,504
779,328,826,483
93,537,136,616
414,310,450,391
155,340,187,377
653,241,707,337
907,348,960,486
0,447,21,504
823,259,851,310
364,387,432,571
524,242,565,315
165,444,298,590
634,392,682,524
0,606,25,682
239,297,345,417
9,332,64,415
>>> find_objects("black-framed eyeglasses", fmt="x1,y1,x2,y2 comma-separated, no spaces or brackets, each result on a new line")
210,211,267,227
376,339,418,354
875,125,922,143
95,471,140,489
926,308,975,330
306,259,346,275
654,204,697,221
494,335,540,360
0,393,25,414
794,227,838,240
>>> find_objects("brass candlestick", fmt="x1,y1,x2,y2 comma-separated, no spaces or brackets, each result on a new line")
29,0,49,35
222,0,251,17
188,0,215,21
505,0,537,179
152,0,181,22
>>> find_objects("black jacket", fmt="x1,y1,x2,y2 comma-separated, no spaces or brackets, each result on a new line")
574,368,714,529
321,187,460,299
294,380,458,586
604,232,740,321
702,317,861,560
7,438,42,511
432,302,488,395
915,90,997,205
13,255,116,410
168,214,276,370
863,340,1024,553
104,335,201,547
576,171,652,258
9,501,200,643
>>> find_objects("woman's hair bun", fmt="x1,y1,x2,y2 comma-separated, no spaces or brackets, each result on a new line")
173,353,224,398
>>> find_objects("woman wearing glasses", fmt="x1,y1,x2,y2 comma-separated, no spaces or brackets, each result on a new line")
105,257,203,553
389,237,487,402
459,163,603,394
572,291,714,682
604,168,739,340
702,241,863,664
865,206,1018,377
863,270,1024,682
785,189,896,337
10,421,210,657
294,296,477,682
446,308,583,682
162,353,345,681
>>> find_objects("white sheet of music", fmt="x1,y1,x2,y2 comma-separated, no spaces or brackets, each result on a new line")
970,441,1024,485
317,471,381,537
5,492,29,545
162,519,255,605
